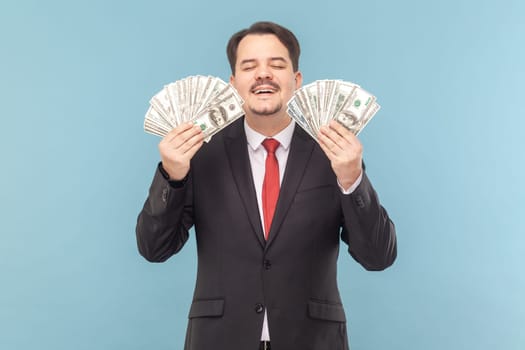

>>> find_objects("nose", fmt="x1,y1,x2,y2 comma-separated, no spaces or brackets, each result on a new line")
255,65,273,80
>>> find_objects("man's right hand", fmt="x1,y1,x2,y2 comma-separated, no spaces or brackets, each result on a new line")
158,122,204,181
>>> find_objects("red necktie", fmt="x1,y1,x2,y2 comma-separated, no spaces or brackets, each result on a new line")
262,138,280,240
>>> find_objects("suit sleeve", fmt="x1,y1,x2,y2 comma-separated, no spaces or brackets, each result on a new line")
135,166,194,262
340,171,397,271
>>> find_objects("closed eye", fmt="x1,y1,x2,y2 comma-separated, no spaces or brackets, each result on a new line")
269,57,288,69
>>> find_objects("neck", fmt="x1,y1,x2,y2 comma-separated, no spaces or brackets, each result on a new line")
245,113,291,137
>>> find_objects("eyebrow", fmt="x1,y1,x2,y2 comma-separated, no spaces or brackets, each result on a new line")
239,57,288,66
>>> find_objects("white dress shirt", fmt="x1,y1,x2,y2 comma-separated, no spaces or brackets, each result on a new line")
243,119,362,341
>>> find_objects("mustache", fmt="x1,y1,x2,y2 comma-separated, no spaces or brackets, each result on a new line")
250,80,280,91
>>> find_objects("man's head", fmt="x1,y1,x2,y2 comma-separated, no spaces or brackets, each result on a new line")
227,22,303,124
227,21,301,75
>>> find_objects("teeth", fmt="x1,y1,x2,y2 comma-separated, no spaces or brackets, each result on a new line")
255,89,273,94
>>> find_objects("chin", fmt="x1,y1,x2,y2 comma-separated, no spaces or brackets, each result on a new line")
249,107,282,116
248,102,283,116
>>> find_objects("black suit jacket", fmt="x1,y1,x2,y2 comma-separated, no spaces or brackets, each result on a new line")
136,117,396,350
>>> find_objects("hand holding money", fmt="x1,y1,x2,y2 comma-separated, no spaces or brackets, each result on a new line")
318,120,363,189
287,79,378,188
158,123,204,181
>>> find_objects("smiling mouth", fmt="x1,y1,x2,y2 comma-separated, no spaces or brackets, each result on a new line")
251,82,280,95
253,89,275,95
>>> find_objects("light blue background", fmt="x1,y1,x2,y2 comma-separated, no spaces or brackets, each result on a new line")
1,0,524,349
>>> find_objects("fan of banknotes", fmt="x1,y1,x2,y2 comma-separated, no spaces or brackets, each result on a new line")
287,80,380,139
144,75,244,141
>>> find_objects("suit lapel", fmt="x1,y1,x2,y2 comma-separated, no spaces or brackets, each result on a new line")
223,118,266,248
266,125,315,248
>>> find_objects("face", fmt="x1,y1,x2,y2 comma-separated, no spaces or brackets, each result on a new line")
230,34,302,120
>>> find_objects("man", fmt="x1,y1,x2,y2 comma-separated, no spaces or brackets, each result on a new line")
136,21,396,350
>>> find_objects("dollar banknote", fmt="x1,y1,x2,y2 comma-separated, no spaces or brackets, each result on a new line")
144,75,244,142
287,80,380,139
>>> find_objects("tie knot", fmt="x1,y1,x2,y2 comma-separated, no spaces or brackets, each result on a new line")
262,138,280,154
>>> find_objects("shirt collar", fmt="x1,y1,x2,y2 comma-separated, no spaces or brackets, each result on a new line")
244,118,295,151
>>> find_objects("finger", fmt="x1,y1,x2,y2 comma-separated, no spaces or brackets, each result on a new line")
328,120,349,136
317,129,341,157
319,125,346,153
177,128,205,155
183,136,205,159
317,137,333,159
163,124,203,150
328,120,358,144
164,122,195,143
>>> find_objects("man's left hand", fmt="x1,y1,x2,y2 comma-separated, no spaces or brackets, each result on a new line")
318,120,363,189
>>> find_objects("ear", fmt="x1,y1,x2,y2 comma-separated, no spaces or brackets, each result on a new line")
229,74,235,85
294,71,303,89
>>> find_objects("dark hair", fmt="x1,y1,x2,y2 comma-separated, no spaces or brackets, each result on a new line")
226,21,301,74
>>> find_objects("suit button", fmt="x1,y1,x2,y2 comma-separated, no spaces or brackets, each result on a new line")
355,195,365,208
254,303,264,313
162,188,169,203
263,259,272,270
